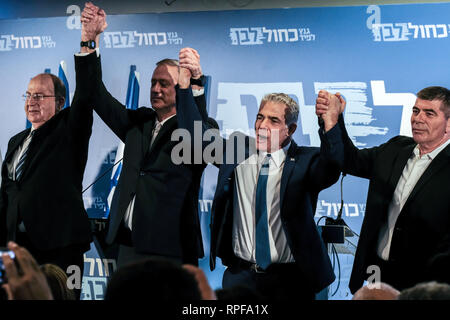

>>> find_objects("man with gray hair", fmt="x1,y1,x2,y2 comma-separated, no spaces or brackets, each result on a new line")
316,86,450,292
80,2,217,267
176,77,345,297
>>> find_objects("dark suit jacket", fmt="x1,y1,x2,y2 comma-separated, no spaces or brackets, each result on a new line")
0,54,95,251
337,117,450,293
85,53,208,264
175,87,344,293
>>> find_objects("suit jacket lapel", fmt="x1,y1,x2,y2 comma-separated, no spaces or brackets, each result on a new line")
403,144,450,207
146,116,177,158
280,141,297,208
142,118,155,158
4,129,30,163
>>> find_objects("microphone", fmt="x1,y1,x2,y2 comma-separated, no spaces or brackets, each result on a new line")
326,172,347,226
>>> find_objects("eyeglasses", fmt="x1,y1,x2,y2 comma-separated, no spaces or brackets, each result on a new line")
22,93,56,101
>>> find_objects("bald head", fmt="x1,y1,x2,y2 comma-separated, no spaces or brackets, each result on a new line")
25,73,66,129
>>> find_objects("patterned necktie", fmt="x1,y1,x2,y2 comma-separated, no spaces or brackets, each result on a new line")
255,154,271,269
150,121,162,147
15,131,34,181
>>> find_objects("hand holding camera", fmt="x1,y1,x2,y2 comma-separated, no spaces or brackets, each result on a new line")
1,242,53,300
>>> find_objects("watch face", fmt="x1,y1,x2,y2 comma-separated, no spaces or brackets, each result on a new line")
81,40,96,49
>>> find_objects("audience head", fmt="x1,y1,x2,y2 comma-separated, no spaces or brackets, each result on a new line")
216,285,264,301
398,281,450,300
255,263,315,301
105,257,202,300
352,282,400,300
40,264,75,300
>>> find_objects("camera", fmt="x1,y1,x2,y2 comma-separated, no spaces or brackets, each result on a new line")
0,248,15,284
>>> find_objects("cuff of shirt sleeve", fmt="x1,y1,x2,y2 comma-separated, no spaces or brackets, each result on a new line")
192,88,205,97
75,47,100,57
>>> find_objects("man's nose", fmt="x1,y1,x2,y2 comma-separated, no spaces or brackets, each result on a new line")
413,111,425,122
259,118,271,130
151,82,161,93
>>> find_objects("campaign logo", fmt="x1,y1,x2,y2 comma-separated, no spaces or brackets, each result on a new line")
0,34,56,51
81,253,117,300
366,5,450,42
229,27,315,45
103,31,183,49
316,200,366,218
215,80,415,148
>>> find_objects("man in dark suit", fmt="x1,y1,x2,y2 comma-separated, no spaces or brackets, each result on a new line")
0,57,95,282
80,3,213,266
316,87,450,293
176,67,344,296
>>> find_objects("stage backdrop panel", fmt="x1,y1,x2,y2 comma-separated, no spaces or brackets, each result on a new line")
1,2,449,300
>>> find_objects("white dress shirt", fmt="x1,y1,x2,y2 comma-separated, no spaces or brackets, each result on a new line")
123,114,176,230
232,142,295,264
377,139,450,260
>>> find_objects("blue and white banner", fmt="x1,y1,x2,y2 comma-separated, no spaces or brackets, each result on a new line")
1,3,449,299
0,150,2,185
58,60,71,109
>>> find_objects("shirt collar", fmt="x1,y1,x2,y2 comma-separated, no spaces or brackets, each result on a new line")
258,141,291,168
28,126,36,137
156,113,176,127
413,138,450,160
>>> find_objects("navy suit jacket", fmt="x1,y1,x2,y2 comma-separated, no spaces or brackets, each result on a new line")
336,117,450,292
0,54,95,251
82,53,210,264
176,86,344,292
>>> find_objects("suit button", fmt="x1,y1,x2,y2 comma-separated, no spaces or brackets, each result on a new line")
140,171,145,176
394,227,402,232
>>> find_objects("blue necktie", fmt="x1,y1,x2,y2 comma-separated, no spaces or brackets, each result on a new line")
255,154,271,269
15,131,34,181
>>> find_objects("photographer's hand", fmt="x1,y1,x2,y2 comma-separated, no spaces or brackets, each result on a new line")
1,241,53,300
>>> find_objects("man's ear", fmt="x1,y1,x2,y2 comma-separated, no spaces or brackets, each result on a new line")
56,97,65,112
445,116,450,134
288,123,297,136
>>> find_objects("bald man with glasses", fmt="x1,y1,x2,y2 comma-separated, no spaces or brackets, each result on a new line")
0,65,96,299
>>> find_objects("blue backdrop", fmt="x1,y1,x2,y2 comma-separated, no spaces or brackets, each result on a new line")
1,3,449,300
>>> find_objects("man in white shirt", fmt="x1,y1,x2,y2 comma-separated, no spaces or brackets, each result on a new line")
316,86,450,292
176,82,345,297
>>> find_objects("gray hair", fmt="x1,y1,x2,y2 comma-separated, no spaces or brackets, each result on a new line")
417,86,450,119
398,281,450,300
155,58,179,68
260,93,299,126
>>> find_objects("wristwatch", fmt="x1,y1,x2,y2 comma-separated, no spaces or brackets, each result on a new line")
190,75,206,87
80,40,96,49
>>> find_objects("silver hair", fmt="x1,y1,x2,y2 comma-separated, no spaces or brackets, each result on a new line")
260,93,299,126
